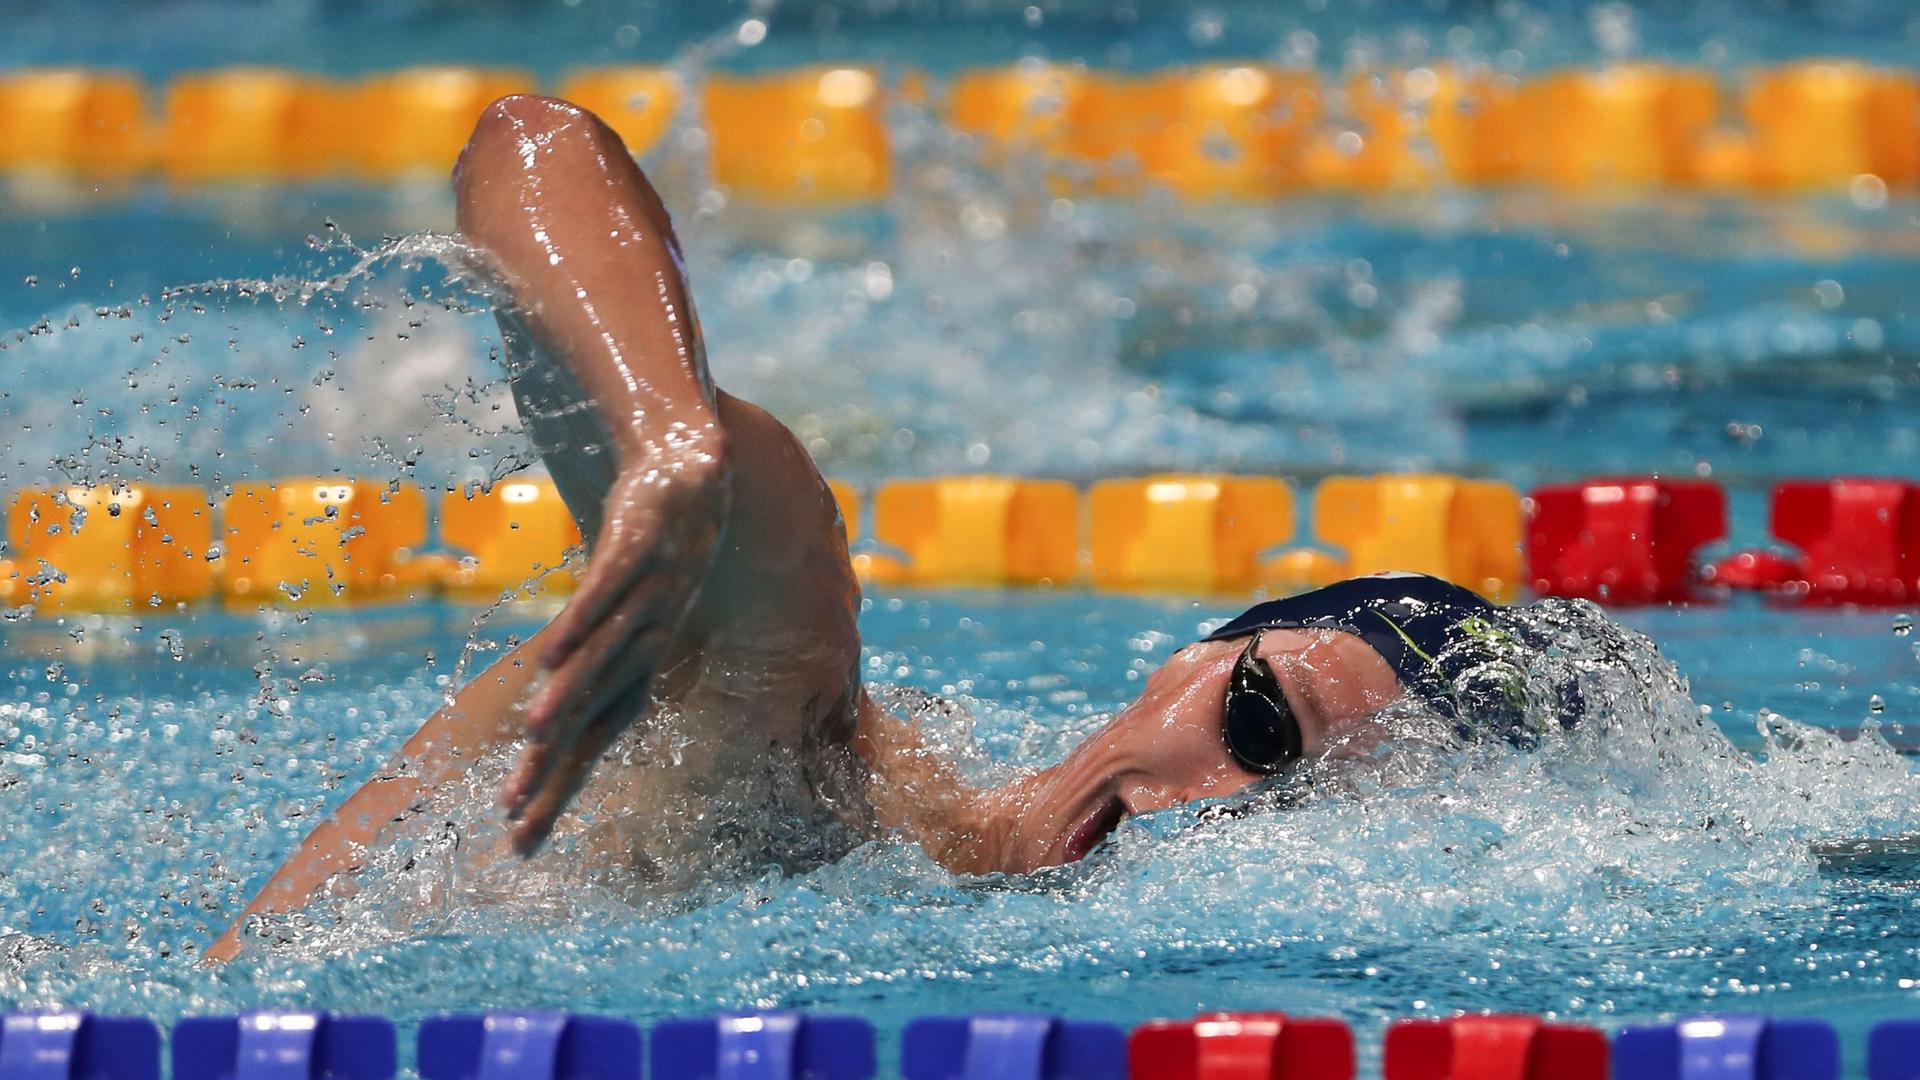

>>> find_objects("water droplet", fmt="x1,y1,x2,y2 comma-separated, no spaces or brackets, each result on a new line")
1894,614,1912,636
1870,694,1886,714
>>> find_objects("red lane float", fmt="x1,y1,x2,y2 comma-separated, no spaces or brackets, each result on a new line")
1711,477,1920,603
1128,1011,1354,1079
1526,477,1727,604
1384,1015,1608,1080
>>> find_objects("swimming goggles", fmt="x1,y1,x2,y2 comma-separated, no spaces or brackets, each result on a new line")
1222,629,1303,774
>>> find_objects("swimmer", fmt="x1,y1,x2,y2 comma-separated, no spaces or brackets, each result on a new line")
208,96,1535,961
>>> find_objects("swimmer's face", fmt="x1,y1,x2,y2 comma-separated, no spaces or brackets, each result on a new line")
995,628,1402,873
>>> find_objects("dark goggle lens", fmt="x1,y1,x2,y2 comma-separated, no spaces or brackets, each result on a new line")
1223,633,1302,774
1224,693,1299,773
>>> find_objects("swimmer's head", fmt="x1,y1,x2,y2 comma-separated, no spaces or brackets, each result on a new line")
991,624,1404,873
990,574,1505,873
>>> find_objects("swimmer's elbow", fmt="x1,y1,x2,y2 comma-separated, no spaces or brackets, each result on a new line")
454,94,606,189
453,93,646,244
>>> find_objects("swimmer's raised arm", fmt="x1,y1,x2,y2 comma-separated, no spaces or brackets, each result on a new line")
454,95,731,853
216,94,874,961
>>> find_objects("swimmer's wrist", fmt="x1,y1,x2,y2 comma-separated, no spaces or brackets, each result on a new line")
609,409,729,476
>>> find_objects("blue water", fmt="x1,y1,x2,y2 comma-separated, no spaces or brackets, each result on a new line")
2,593,1919,1080
5,1,1920,1076
8,0,1920,79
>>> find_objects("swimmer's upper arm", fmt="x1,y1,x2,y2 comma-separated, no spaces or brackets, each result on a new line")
205,635,544,963
454,95,719,464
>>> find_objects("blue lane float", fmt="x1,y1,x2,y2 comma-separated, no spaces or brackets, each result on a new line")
899,1013,1127,1080
418,1013,640,1080
171,1013,395,1080
648,1013,874,1080
1869,1020,1920,1080
18,1008,1920,1079
1611,1015,1840,1080
0,1014,159,1080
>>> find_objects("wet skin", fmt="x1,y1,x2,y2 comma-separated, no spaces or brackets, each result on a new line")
207,95,1408,961
986,626,1404,872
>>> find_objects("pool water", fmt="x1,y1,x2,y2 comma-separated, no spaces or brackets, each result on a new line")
4,1,1920,1076
3,592,1920,1079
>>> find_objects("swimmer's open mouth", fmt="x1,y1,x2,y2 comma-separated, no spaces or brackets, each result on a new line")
1063,794,1129,863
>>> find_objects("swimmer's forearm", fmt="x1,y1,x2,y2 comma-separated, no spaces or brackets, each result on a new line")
208,638,542,962
454,95,720,466
204,773,423,963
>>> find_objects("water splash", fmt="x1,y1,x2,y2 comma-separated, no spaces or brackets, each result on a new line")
0,227,529,495
157,598,1920,1036
1,7,1918,1056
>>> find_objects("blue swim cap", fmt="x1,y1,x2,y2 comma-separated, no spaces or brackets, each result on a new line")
1202,572,1500,721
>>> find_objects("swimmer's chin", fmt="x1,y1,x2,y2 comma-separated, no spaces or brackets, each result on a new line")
1022,792,1131,871
1066,793,1131,864
928,771,1133,875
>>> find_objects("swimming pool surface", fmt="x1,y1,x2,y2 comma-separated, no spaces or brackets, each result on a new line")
4,1,1920,1077
3,592,1920,1078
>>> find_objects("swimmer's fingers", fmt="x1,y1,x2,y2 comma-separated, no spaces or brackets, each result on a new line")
509,673,656,854
520,581,674,743
506,697,637,856
539,466,724,670
538,518,657,670
507,595,679,818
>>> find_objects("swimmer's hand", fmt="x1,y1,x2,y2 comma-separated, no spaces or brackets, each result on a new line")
504,447,729,854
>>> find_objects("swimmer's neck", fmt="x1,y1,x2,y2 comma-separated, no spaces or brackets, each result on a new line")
850,692,1040,876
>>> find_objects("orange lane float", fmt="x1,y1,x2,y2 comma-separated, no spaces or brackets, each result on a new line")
164,68,366,183
6,61,1920,195
162,68,300,182
862,477,1078,587
1310,474,1523,601
556,68,680,158
826,480,860,543
1308,69,1443,191
1519,64,1719,189
1088,475,1295,593
0,68,147,179
1743,60,1919,191
4,485,215,611
354,67,536,180
438,479,582,598
949,64,1090,158
1866,69,1920,189
1131,65,1321,198
1051,71,1153,192
220,479,432,603
1681,125,1761,189
160,68,363,183
1306,67,1524,190
703,67,891,203
1421,66,1529,185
